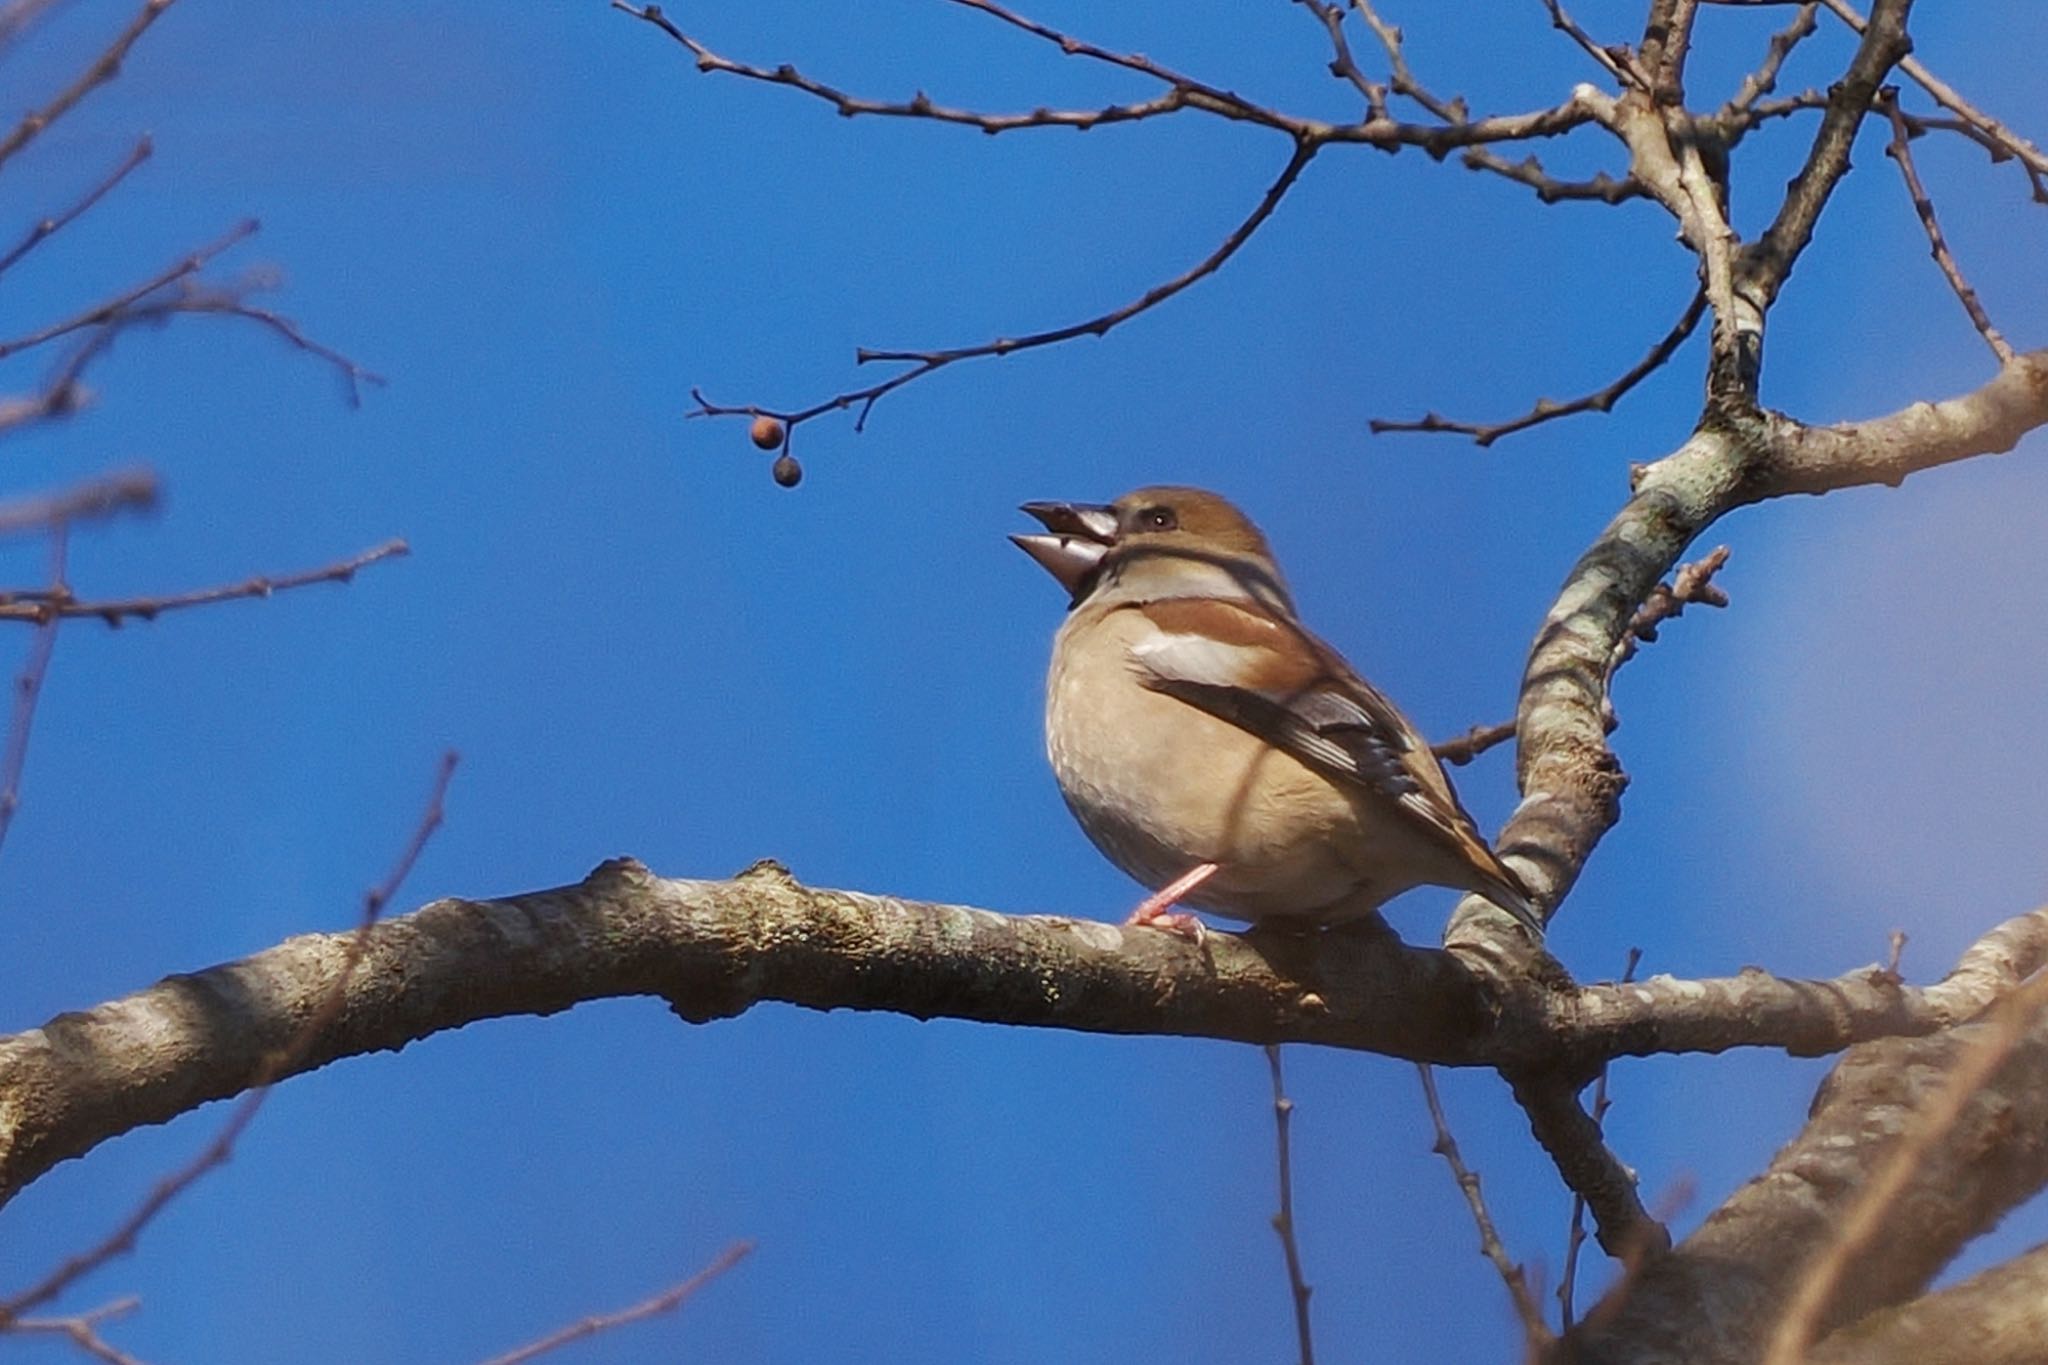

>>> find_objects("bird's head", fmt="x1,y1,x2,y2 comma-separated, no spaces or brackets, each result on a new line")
1011,486,1290,611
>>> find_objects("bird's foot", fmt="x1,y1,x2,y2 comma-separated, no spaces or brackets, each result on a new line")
1123,862,1219,944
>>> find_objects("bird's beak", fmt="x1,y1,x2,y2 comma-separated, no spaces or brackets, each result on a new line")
1011,502,1116,594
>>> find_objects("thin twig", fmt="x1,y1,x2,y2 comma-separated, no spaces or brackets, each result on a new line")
1373,291,1706,445
1559,947,1643,1331
1435,550,1729,767
1432,719,1517,767
0,219,258,363
1878,91,2014,364
1417,1064,1553,1349
0,0,174,174
1761,961,2048,1365
0,539,408,627
1291,0,1385,114
475,1240,754,1365
1541,0,1636,87
0,753,459,1326
1607,545,1731,676
687,139,1319,439
6,1295,147,1365
0,136,153,280
1263,1045,1315,1365
1720,4,1819,118
0,526,67,861
1350,1,1463,123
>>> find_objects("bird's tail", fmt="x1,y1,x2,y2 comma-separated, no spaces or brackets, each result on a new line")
1476,862,1545,940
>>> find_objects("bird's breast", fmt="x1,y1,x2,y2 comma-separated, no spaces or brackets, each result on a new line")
1043,609,1402,919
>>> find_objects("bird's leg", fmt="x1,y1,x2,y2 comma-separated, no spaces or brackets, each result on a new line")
1125,862,1218,942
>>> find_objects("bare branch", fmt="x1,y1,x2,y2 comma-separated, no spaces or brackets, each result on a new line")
0,219,258,363
0,753,458,1326
0,539,409,628
1559,948,1642,1331
1541,0,1637,88
11,866,2042,1253
1607,545,1730,677
1458,147,1642,204
1372,291,1705,445
1417,1063,1552,1348
1819,0,2048,203
1739,0,1914,308
689,140,1319,445
1263,1046,1315,1365
0,0,174,174
0,136,153,280
1807,1242,2048,1364
6,1296,146,1365
0,469,158,538
1579,922,2048,1364
1291,0,1385,115
611,2,1204,136
1510,1073,1665,1261
0,527,66,861
1718,3,1819,119
1878,92,2014,364
1761,961,2048,1365
1434,546,1728,768
475,1241,753,1365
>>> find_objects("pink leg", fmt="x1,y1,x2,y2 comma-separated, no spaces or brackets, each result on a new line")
1125,862,1219,943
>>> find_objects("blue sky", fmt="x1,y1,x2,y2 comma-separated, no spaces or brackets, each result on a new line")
2,2,2044,1361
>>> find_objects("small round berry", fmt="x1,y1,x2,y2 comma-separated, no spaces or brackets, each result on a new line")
771,453,803,488
750,415,785,450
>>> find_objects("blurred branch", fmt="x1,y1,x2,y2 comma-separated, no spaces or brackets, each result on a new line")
0,525,66,860
0,538,409,627
1372,291,1705,446
1806,1242,2048,1364
1878,91,2014,364
0,752,458,1327
475,1241,753,1365
1263,1046,1315,1365
0,135,152,280
0,468,157,537
1417,1063,1552,1348
0,219,258,363
1579,917,2048,1364
1761,959,2048,1365
5,1295,145,1365
0,0,174,174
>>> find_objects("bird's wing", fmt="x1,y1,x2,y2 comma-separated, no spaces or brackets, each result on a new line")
1126,597,1538,924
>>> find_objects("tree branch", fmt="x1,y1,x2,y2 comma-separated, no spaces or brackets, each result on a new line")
1806,1242,2048,1364
1371,290,1705,446
0,0,173,174
4,862,2043,1225
1573,951,2048,1365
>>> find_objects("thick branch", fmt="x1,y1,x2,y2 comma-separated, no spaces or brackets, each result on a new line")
1807,1243,2048,1365
1572,991,2048,1365
3,862,2043,1217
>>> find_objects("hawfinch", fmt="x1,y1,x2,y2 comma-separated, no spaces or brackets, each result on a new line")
1013,486,1541,939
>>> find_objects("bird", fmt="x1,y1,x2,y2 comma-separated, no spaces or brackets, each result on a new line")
1011,485,1541,941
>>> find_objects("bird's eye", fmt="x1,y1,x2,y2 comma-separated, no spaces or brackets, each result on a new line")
1142,506,1177,531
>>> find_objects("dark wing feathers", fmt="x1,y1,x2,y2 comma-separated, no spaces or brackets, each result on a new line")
1127,598,1542,932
